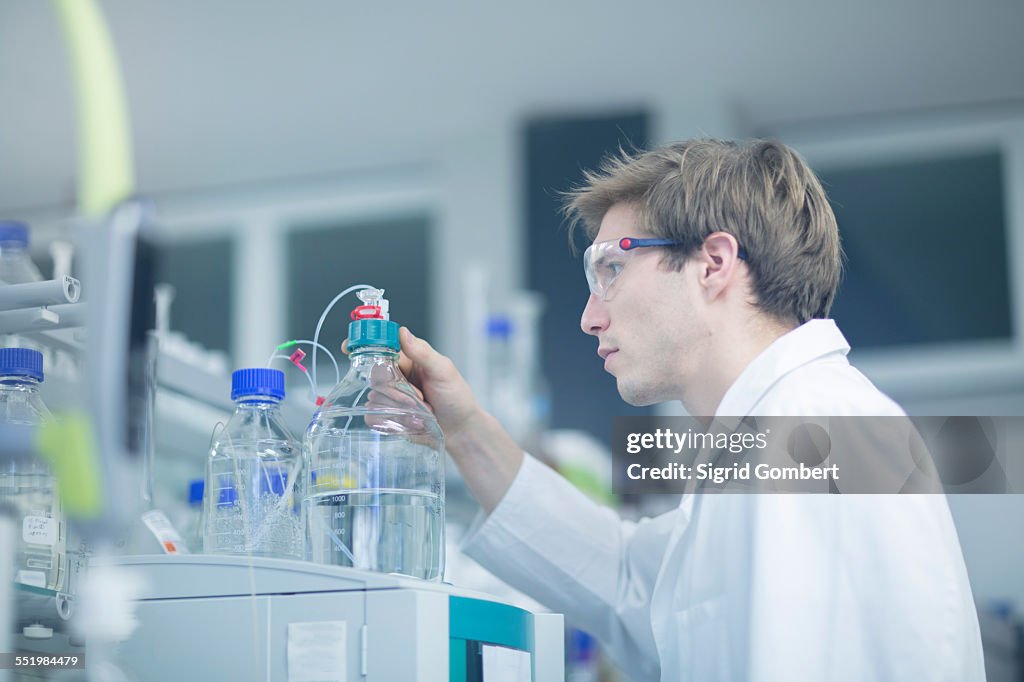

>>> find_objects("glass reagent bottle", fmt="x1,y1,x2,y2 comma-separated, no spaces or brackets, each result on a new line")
0,348,65,591
304,292,445,580
204,368,303,559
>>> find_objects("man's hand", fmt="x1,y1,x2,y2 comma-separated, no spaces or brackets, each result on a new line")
343,327,481,440
344,327,523,512
395,327,481,440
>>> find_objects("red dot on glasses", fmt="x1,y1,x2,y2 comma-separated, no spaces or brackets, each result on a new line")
619,238,632,250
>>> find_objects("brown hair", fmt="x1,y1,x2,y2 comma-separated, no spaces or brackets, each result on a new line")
563,139,842,324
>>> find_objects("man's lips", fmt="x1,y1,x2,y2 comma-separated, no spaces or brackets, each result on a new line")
598,346,618,360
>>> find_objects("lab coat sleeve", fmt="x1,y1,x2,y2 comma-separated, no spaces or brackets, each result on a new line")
460,453,673,681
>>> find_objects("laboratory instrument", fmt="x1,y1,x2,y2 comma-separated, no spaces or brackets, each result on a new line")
107,555,563,681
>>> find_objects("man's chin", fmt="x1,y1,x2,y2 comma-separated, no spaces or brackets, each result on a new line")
616,379,660,407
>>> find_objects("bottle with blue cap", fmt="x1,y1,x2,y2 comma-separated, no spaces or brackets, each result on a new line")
202,367,303,559
184,479,204,550
0,348,66,591
304,289,445,580
484,293,551,454
0,221,47,357
0,220,44,284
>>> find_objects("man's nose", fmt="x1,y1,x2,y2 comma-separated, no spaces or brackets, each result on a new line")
581,293,609,336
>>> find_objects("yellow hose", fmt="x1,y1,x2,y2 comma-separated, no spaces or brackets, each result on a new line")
51,0,135,217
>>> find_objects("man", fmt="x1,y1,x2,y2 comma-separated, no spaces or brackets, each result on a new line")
393,140,984,680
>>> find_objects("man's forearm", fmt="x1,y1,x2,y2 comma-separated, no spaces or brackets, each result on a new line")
445,408,525,514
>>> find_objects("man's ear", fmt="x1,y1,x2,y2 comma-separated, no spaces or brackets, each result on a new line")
697,232,744,300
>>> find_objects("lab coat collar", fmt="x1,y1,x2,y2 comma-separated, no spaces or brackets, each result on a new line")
713,318,851,418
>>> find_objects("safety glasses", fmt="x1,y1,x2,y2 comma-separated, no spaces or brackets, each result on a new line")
583,237,747,300
583,238,675,300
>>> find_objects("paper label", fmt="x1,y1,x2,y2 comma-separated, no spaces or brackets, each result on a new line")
287,621,347,682
141,509,189,554
482,645,531,682
16,570,47,588
23,516,56,546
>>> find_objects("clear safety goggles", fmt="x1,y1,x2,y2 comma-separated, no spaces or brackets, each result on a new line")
583,236,748,300
583,237,680,300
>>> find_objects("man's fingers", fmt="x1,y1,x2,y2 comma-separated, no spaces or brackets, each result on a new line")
399,327,449,379
398,350,415,379
341,339,349,356
408,382,425,402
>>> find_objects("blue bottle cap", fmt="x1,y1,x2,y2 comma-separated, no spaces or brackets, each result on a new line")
188,479,205,506
231,368,285,401
486,315,513,339
348,319,400,352
0,220,28,246
0,348,43,381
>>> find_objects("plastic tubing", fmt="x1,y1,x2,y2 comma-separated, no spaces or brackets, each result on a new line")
311,284,376,390
265,340,340,388
266,354,318,403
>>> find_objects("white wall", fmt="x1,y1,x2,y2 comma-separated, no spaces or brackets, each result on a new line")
3,0,1024,213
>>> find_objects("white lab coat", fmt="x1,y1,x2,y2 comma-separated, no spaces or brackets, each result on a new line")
461,320,985,681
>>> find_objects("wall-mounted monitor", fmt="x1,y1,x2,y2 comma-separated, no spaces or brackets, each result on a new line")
777,110,1024,402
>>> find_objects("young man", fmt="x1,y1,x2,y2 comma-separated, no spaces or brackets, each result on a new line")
394,140,984,680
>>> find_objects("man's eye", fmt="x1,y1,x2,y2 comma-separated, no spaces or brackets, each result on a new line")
595,261,619,278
